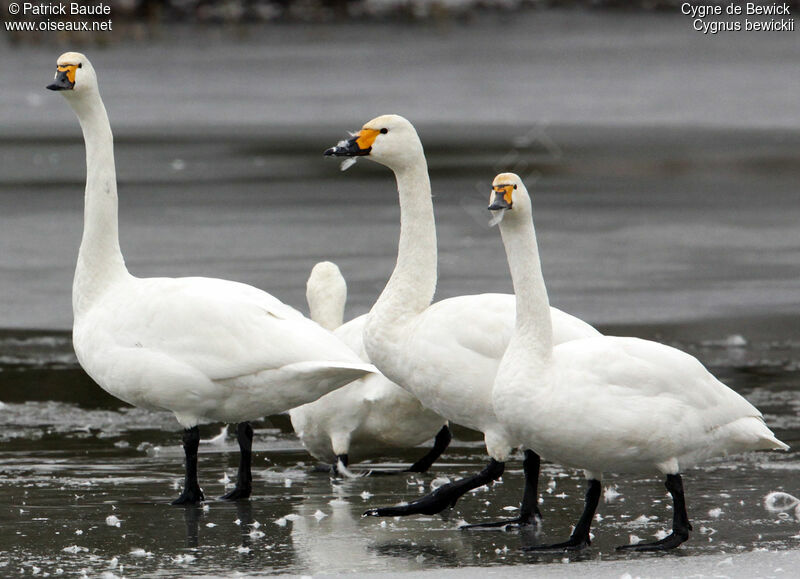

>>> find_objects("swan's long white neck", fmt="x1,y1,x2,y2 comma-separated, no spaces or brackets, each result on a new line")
68,90,128,318
498,209,553,360
369,151,437,328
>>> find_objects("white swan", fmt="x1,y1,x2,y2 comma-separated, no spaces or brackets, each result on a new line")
324,115,600,525
289,261,451,474
47,52,374,505
488,172,789,550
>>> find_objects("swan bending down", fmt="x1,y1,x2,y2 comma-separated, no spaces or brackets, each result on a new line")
324,115,600,526
47,53,374,505
488,172,789,551
289,262,451,474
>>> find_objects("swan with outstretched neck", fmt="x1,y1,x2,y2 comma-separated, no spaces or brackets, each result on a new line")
290,261,451,475
325,115,600,527
47,52,374,505
488,172,789,551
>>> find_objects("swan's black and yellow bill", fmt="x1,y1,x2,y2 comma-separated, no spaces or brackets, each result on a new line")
324,128,383,157
47,64,79,91
488,184,515,210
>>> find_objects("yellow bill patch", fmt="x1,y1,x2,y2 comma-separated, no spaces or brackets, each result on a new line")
356,128,381,151
57,64,79,84
493,184,514,205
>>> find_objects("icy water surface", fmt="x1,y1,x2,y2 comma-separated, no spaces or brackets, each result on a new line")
0,333,798,576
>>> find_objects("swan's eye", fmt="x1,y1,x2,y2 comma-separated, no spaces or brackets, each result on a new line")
380,128,388,134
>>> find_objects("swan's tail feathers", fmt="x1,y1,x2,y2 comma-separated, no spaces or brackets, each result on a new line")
762,434,790,452
729,416,790,452
279,361,376,407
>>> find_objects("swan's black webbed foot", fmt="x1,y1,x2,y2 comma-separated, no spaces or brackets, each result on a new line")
460,511,540,532
462,449,542,531
363,459,505,518
616,474,691,551
405,425,452,473
172,486,205,505
524,536,591,552
219,422,253,501
172,426,204,505
220,486,251,501
525,478,601,551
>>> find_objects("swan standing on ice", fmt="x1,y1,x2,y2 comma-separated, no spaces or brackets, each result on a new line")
324,115,600,527
46,52,374,505
290,261,451,474
487,172,789,550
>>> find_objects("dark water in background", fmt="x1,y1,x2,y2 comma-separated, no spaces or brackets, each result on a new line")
1,9,800,577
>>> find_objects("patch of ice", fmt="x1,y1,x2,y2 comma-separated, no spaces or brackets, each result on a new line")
708,507,723,518
430,476,452,491
284,514,301,521
237,546,251,554
274,517,287,527
313,510,328,521
206,523,217,528
62,545,88,554
604,486,621,502
173,554,196,564
361,491,373,500
129,548,152,558
105,515,121,528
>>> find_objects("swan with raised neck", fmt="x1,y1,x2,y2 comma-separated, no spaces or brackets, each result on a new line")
47,52,375,505
325,116,601,526
489,172,789,551
48,52,129,317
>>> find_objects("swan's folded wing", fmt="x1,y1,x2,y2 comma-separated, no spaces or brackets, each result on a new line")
555,336,764,430
104,276,368,381
414,294,599,363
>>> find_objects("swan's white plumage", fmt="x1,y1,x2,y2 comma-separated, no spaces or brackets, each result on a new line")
290,262,446,464
333,115,600,463
55,53,374,431
490,173,788,479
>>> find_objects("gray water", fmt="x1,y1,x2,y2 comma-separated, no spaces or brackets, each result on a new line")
1,8,799,577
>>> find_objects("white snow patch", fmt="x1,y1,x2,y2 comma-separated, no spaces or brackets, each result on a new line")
604,486,621,502
105,515,121,528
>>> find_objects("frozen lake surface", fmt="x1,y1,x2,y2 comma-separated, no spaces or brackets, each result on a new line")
0,328,797,576
0,8,799,577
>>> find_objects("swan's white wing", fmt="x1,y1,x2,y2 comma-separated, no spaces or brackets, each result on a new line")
94,276,367,381
546,336,787,467
381,293,598,433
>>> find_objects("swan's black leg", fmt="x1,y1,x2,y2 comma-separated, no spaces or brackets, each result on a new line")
617,474,692,551
363,459,505,517
462,450,542,530
406,425,452,473
524,478,601,551
220,422,254,500
172,426,204,505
